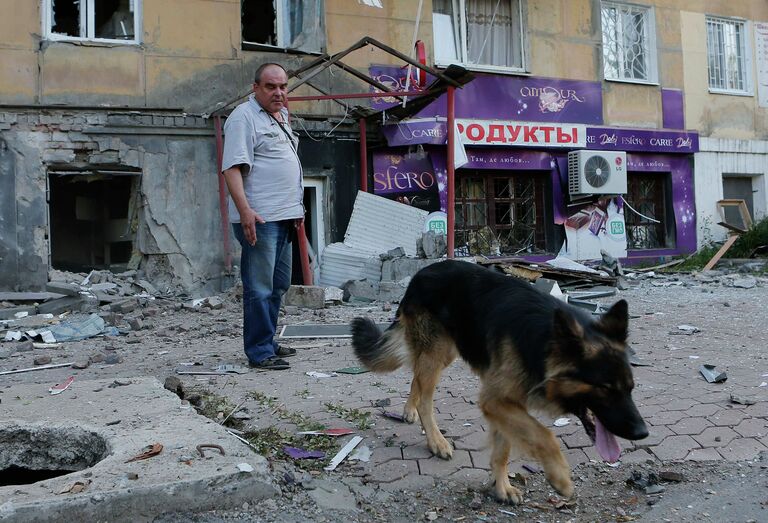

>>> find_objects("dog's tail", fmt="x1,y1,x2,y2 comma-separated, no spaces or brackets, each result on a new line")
350,318,407,372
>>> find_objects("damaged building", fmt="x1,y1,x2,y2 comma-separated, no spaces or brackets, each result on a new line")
2,1,768,295
0,0,357,295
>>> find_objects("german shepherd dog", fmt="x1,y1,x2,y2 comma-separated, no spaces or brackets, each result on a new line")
351,260,648,503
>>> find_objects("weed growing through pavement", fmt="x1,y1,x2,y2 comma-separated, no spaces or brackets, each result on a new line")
324,402,373,430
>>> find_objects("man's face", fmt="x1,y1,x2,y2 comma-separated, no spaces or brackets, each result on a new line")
253,66,288,114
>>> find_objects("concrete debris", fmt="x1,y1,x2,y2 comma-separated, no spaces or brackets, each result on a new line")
284,285,326,309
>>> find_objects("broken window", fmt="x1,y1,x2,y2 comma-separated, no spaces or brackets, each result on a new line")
46,0,139,42
432,0,525,71
455,172,547,256
47,170,141,273
625,172,673,250
242,0,325,53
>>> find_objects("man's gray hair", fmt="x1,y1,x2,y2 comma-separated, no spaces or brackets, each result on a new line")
254,62,287,84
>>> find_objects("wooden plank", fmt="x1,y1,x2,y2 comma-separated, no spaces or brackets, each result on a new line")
703,235,739,271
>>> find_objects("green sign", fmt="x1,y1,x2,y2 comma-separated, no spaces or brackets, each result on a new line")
610,221,625,235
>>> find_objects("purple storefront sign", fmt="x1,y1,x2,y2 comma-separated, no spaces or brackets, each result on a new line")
416,74,603,124
587,127,698,153
384,121,699,154
369,64,434,111
460,149,553,170
381,119,446,146
372,151,441,212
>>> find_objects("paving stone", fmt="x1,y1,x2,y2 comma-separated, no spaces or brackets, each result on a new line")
469,448,492,470
372,445,403,463
619,449,658,464
709,408,749,427
402,443,434,460
668,417,713,435
663,398,697,411
447,467,491,486
418,450,472,476
648,409,687,425
635,424,674,447
717,438,768,461
562,431,593,449
685,403,722,417
693,426,740,447
650,435,701,461
562,448,590,467
453,428,489,451
733,418,768,438
686,448,723,461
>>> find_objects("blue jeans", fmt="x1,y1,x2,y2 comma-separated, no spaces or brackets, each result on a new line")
233,221,292,364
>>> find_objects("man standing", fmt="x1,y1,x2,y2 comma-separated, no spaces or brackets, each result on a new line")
222,63,303,370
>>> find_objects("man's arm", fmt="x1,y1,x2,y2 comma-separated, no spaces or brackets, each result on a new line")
223,165,264,246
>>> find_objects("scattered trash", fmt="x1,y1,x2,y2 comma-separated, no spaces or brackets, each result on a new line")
57,479,91,495
125,443,163,463
522,464,541,474
44,313,119,342
296,428,356,437
629,354,652,367
553,417,571,427
373,398,391,408
626,471,665,494
380,410,406,422
689,355,700,359
549,497,578,510
283,446,326,459
0,362,75,376
700,364,727,383
324,435,364,471
49,376,75,395
306,371,337,378
335,366,369,374
175,364,249,376
107,379,131,388
349,445,372,462
730,394,756,406
760,382,767,387
196,444,225,458
673,324,700,335
237,463,254,473
499,509,517,516
659,470,685,482
3,331,22,342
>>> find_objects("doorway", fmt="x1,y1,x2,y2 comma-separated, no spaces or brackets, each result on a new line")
722,175,755,229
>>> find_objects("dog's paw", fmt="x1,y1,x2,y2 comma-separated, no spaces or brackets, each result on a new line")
428,436,453,460
402,406,419,424
547,471,574,498
493,482,523,505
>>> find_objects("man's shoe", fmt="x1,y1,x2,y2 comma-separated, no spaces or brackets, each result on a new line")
276,346,297,358
249,357,290,370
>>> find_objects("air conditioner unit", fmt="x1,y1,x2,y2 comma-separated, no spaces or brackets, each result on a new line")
568,150,627,195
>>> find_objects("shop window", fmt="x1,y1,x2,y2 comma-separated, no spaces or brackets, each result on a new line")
706,16,751,94
432,0,526,72
44,0,140,43
242,0,325,53
48,170,141,273
456,172,546,256
600,1,657,83
625,172,674,250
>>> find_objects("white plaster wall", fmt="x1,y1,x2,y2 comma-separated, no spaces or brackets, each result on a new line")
695,138,768,248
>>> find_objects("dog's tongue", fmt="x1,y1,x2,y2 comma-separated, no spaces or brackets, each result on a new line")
594,418,621,463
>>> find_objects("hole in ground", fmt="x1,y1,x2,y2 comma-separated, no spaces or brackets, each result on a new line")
0,426,109,487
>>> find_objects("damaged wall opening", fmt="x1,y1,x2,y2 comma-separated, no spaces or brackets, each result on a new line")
0,426,108,487
47,169,141,274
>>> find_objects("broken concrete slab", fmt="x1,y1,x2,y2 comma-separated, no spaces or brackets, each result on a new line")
0,377,277,522
0,292,66,302
284,285,326,310
44,282,82,297
0,306,38,321
37,295,99,316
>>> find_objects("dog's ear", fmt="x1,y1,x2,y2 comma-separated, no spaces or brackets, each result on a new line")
598,299,628,343
551,308,585,357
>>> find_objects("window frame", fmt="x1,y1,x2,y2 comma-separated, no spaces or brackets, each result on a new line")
600,0,658,85
705,15,753,96
432,0,528,75
42,0,142,45
242,0,291,49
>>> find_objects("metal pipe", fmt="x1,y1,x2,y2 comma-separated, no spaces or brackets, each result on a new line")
297,221,313,285
360,118,368,192
447,86,455,259
214,116,232,272
287,90,431,102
